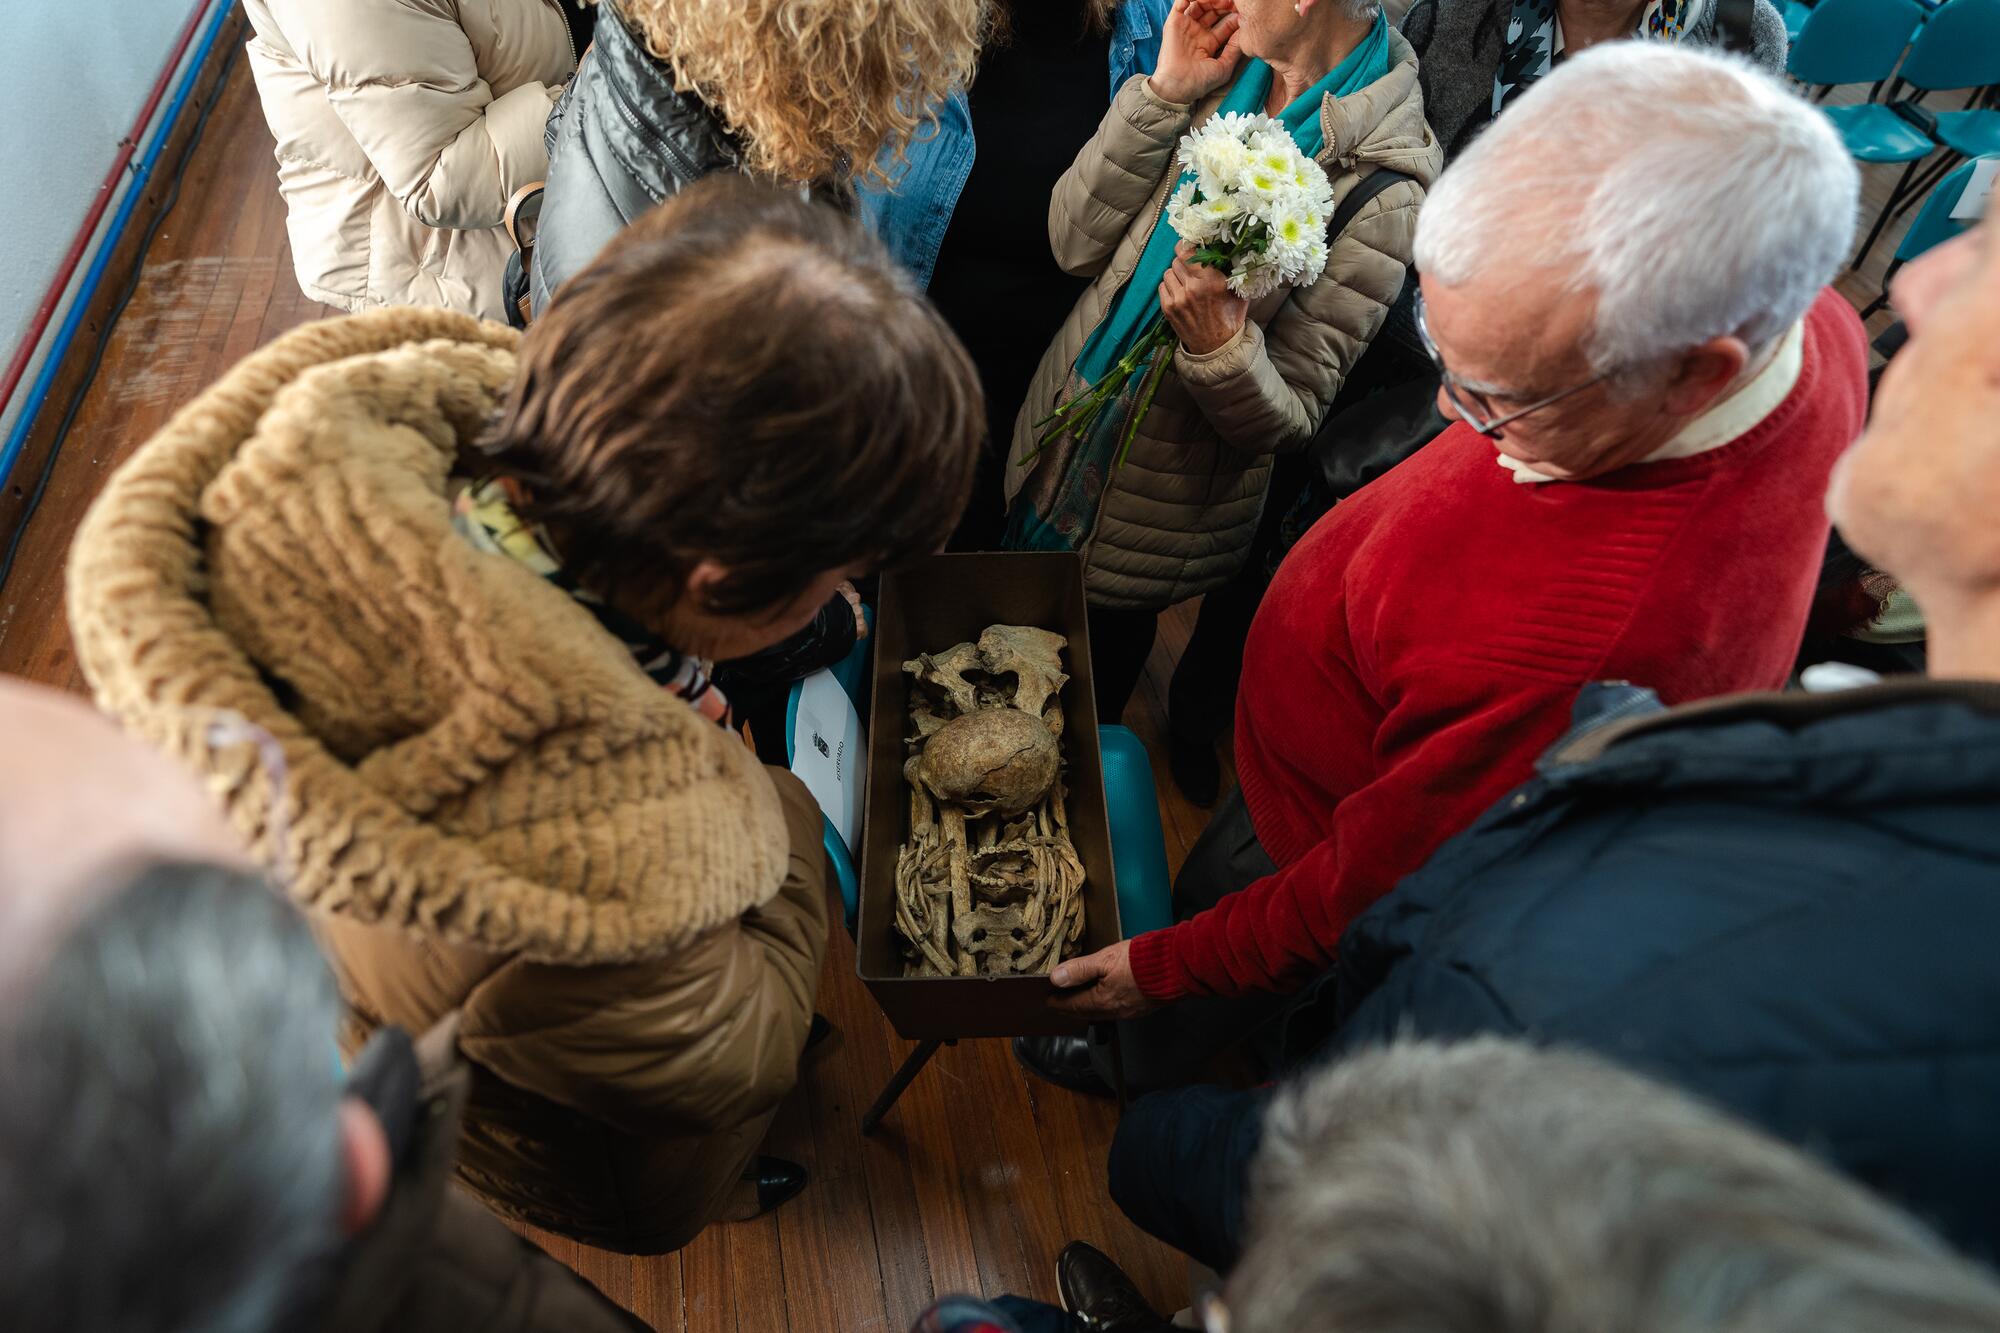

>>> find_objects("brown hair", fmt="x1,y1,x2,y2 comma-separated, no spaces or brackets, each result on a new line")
618,0,989,189
475,175,983,620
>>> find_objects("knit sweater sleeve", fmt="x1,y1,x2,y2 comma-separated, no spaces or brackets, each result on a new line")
1127,664,1579,1002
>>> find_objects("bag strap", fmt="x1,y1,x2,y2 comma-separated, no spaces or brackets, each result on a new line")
1713,0,1757,55
504,181,545,253
1329,167,1417,242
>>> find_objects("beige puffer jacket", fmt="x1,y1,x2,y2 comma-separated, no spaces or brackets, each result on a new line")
1007,38,1442,611
67,310,828,1255
243,0,577,319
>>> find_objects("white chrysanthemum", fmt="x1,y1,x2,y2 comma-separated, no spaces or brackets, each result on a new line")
1267,201,1317,263
1238,161,1292,211
1167,179,1223,245
1228,254,1284,300
1192,136,1251,200
1299,238,1330,285
1197,191,1246,228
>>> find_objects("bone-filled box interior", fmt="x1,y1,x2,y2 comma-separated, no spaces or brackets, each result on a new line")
858,552,1122,1040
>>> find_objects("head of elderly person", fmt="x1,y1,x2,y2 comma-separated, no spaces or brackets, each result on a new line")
0,681,376,1332
1828,222,2000,680
1219,1039,2000,1333
1412,44,1857,480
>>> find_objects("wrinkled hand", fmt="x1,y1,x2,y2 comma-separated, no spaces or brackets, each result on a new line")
1149,0,1244,105
1160,241,1249,355
836,580,868,640
1046,939,1160,1021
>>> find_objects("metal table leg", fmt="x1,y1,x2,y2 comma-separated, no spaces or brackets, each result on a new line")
861,1037,951,1135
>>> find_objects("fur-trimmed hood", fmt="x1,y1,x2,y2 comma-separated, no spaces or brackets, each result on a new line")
67,307,790,966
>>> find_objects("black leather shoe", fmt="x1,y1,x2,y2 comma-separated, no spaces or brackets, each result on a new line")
1013,1035,1113,1099
1168,728,1221,808
1058,1241,1172,1332
806,1013,834,1052
744,1156,808,1216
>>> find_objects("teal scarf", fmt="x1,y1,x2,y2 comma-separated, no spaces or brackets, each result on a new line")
1074,13,1391,387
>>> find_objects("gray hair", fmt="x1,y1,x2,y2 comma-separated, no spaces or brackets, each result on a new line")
0,863,346,1333
1230,1039,2000,1333
1412,44,1858,373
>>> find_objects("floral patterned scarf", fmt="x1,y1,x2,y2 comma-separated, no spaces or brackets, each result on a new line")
452,477,736,729
1492,0,1706,114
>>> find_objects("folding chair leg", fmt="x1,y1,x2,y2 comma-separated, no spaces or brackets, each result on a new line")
1860,258,1907,323
1891,153,1962,225
1853,160,1927,271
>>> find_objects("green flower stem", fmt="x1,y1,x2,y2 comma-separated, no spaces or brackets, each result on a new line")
1016,226,1264,470
1115,327,1178,469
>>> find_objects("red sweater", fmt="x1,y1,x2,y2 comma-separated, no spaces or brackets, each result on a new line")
1129,290,1869,1003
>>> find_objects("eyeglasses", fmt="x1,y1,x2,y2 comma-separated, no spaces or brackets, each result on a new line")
1413,291,1612,439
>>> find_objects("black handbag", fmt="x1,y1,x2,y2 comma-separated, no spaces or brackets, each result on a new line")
1271,169,1449,560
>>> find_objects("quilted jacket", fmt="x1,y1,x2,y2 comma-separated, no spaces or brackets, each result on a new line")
1006,38,1442,611
243,0,576,319
527,0,740,314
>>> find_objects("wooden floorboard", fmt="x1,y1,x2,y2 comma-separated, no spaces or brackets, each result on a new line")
0,48,1941,1333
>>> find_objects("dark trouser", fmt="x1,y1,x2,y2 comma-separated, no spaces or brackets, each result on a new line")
1092,789,1286,1093
1108,1083,1272,1273
1087,605,1160,725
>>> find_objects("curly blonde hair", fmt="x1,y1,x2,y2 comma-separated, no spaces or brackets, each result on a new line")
618,0,990,188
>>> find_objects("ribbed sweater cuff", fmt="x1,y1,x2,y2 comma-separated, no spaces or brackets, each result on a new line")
1128,927,1195,1003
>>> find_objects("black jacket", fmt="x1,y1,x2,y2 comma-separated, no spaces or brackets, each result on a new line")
1316,679,2000,1260
318,1025,649,1333
528,1,739,315
1115,680,2000,1271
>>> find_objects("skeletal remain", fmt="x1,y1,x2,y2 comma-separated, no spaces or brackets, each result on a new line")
905,641,983,718
916,708,1060,817
895,625,1088,977
977,624,1070,734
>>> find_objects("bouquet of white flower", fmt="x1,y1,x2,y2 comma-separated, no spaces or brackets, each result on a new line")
1028,111,1336,469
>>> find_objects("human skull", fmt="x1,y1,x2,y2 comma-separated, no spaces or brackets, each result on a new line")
916,707,1060,816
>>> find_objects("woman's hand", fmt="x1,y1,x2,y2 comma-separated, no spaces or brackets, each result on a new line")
1046,940,1160,1021
1160,241,1250,355
1149,0,1245,106
836,581,868,641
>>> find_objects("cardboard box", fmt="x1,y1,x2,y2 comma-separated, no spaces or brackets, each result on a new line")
857,552,1122,1040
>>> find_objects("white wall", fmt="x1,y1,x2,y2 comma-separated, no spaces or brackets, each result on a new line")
0,0,226,445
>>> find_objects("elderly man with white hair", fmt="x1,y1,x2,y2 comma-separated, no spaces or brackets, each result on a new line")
1030,43,1869,1095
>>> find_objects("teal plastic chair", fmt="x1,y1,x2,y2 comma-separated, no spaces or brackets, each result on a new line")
1787,0,1925,90
791,609,872,928
1859,155,1992,319
1794,0,1935,268
1782,0,1812,44
1854,0,2000,263
1098,724,1176,938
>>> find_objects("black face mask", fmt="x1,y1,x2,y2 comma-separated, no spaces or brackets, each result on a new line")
344,1026,422,1167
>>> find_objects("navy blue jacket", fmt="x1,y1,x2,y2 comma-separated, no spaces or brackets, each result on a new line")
1111,680,2000,1268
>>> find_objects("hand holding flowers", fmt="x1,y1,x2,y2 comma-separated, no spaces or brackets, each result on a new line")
1025,109,1338,470
1161,241,1249,354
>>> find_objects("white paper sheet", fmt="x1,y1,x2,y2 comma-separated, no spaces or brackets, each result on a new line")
789,669,864,856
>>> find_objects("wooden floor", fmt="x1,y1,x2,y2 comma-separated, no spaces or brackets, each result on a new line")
0,48,1924,1333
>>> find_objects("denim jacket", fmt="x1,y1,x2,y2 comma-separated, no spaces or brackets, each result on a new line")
860,0,1171,289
